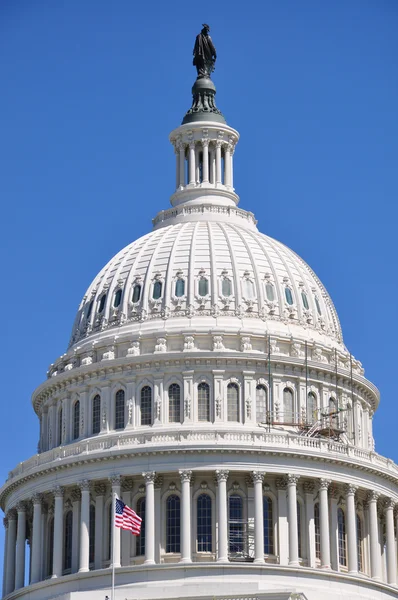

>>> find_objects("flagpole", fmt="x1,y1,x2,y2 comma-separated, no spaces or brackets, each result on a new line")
111,490,116,600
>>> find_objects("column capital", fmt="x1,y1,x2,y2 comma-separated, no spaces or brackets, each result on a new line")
71,488,82,502
179,470,193,483
367,490,380,503
121,478,134,492
142,471,156,484
251,471,265,484
384,498,396,511
7,508,17,521
189,141,196,150
79,479,91,492
154,474,163,489
15,501,27,513
3,516,8,528
53,485,64,498
215,469,229,483
31,493,43,506
304,480,315,495
109,474,121,487
275,477,287,490
287,474,300,486
201,138,209,147
319,478,331,491
94,482,107,496
345,484,358,497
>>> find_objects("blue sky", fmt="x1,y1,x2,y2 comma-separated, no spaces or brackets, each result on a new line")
0,0,397,578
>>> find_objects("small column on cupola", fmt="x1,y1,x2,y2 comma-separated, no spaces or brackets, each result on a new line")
169,24,240,208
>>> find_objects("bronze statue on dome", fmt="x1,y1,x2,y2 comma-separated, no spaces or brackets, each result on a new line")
193,24,217,79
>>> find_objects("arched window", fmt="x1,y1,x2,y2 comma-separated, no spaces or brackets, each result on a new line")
73,400,80,440
283,388,294,422
153,281,162,300
175,278,185,297
243,278,255,299
115,389,125,430
114,288,122,308
285,287,293,305
92,394,101,435
140,386,152,426
222,278,232,297
301,291,309,310
198,277,209,297
265,282,275,302
356,514,363,572
64,510,73,571
166,495,181,553
307,392,317,424
256,385,267,423
338,508,346,566
98,294,106,313
132,284,141,303
314,502,320,559
315,296,322,315
198,382,210,422
297,501,302,558
227,383,239,422
89,505,95,565
136,497,146,556
263,496,274,554
229,495,244,554
168,384,181,423
197,493,212,552
58,408,63,445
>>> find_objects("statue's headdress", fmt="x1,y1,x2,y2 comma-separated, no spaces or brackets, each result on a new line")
202,23,210,30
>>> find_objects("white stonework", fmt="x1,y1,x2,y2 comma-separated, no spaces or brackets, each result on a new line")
1,65,397,600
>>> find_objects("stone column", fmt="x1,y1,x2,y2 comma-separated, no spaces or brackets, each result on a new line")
154,476,163,564
15,502,27,589
195,145,200,183
319,479,331,569
202,139,209,183
52,486,64,578
2,517,9,596
101,384,110,433
79,480,90,573
5,510,17,595
175,144,180,189
345,484,358,574
276,478,289,565
304,481,316,569
216,470,229,563
224,144,232,187
209,145,216,184
121,479,133,566
143,471,156,565
41,409,48,452
71,489,81,573
110,475,121,568
31,494,43,584
368,491,381,580
94,483,106,570
215,141,222,184
80,389,89,438
188,142,196,185
126,380,136,429
178,143,185,188
287,474,300,566
179,470,193,563
385,499,396,585
252,471,265,564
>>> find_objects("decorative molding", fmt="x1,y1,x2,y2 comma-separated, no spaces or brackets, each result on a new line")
179,470,192,483
142,471,156,484
215,469,229,483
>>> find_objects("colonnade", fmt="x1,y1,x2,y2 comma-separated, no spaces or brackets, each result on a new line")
175,138,234,190
2,472,398,597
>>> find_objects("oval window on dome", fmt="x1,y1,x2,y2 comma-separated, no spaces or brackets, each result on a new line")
98,294,106,313
175,278,185,297
285,287,293,305
153,281,162,300
198,278,209,297
265,282,275,302
132,284,141,303
222,278,232,297
301,292,309,310
114,288,122,308
315,296,322,315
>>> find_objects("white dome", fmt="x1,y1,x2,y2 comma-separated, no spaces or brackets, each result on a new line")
69,219,343,349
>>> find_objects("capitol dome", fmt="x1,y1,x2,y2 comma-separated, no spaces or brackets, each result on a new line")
1,29,397,600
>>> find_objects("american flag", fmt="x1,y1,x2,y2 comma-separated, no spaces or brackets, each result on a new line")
115,498,142,535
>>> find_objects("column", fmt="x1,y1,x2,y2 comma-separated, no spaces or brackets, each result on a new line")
179,470,192,563
345,484,358,574
94,483,106,570
202,139,209,183
110,475,121,568
215,141,222,184
2,517,9,596
71,488,81,573
179,143,185,188
41,409,48,452
276,478,289,565
318,479,331,569
31,494,43,584
15,502,27,589
188,142,196,184
62,397,70,444
304,481,316,569
79,480,90,572
368,491,381,580
81,389,89,438
126,380,136,428
182,370,194,424
5,510,17,595
216,470,229,562
154,476,163,564
52,486,64,578
175,144,180,189
121,479,133,566
143,471,155,565
195,145,200,183
101,384,110,433
385,499,396,585
224,144,232,187
287,474,300,566
252,471,265,564
209,145,216,184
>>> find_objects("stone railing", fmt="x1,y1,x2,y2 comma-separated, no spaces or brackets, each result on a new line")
4,429,398,485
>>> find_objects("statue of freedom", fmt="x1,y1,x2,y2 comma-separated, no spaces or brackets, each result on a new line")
193,24,217,79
